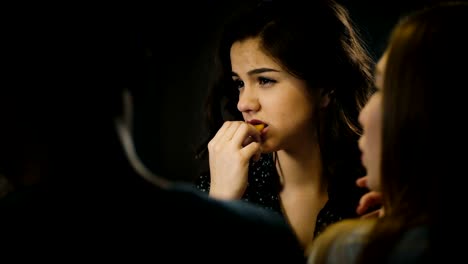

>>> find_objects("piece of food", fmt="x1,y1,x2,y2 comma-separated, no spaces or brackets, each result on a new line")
254,124,265,132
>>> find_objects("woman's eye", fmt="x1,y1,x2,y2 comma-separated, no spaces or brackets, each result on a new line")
233,79,244,90
258,77,276,86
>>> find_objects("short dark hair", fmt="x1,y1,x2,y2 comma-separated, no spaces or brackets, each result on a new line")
0,14,146,188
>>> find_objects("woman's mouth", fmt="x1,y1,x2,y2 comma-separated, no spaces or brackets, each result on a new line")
248,120,268,132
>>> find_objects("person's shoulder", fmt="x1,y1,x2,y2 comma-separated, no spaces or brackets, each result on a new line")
307,219,375,263
167,182,306,263
168,182,290,229
317,218,374,244
0,182,305,263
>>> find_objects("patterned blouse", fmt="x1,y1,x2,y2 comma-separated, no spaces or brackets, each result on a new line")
196,153,362,238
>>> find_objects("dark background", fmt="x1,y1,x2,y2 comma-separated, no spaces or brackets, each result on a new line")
127,0,443,182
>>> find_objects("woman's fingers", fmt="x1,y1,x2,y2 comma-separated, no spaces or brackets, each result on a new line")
356,176,368,188
232,122,261,147
356,191,383,215
241,141,262,161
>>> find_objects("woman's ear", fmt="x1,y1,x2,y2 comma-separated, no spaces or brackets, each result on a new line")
114,88,170,188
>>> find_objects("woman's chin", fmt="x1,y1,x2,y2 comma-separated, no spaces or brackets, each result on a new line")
260,142,279,154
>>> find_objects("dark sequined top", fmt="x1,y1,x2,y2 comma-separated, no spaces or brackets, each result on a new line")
196,153,363,238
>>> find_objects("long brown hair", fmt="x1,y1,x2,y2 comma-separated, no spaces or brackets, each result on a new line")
358,2,468,262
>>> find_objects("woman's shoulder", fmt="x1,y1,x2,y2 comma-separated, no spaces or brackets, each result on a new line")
315,218,375,246
307,219,375,263
308,220,430,264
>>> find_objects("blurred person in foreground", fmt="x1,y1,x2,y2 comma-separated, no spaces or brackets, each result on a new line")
0,12,305,263
308,2,468,263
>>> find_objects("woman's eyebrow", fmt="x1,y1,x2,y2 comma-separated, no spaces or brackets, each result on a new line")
231,67,280,77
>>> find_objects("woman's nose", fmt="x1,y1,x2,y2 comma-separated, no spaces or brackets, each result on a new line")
237,87,260,113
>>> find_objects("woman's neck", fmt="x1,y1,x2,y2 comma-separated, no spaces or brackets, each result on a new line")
276,140,325,191
276,140,328,249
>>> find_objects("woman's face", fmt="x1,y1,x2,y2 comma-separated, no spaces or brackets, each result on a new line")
358,53,387,191
231,37,321,153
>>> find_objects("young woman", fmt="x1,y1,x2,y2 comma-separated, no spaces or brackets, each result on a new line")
308,2,468,262
196,0,374,251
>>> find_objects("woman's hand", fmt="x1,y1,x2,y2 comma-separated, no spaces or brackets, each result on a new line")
207,121,262,200
356,176,384,218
